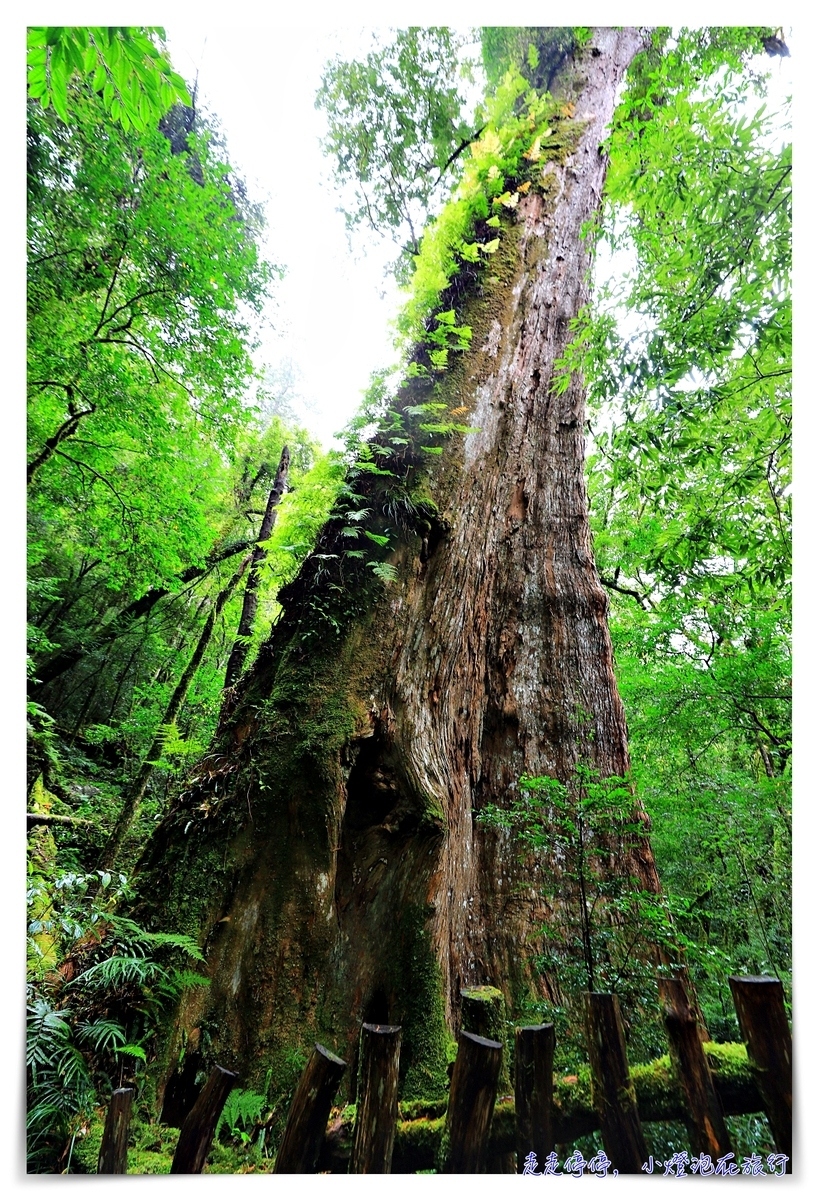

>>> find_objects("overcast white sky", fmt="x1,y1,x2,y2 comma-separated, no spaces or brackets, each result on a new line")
163,26,407,448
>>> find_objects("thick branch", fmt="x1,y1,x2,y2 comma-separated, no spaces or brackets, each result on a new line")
599,573,650,610
27,394,97,484
26,812,95,831
432,125,487,189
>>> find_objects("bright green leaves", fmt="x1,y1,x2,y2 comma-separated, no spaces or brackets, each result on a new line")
583,29,791,612
395,72,582,354
316,27,477,256
27,27,191,132
576,27,793,1032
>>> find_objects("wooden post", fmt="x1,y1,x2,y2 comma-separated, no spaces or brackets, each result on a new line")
658,977,732,1158
461,986,514,1172
97,1087,134,1173
460,986,510,1086
274,1044,347,1173
350,1023,402,1173
170,1064,238,1174
514,1024,555,1174
729,975,792,1165
441,1031,503,1174
583,992,648,1174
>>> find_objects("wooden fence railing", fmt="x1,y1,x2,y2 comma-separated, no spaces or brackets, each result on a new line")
95,973,791,1174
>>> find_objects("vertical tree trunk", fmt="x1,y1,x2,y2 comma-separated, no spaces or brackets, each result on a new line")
728,975,792,1162
170,1065,238,1174
658,977,732,1158
97,1088,134,1174
274,1044,347,1173
441,1032,504,1173
583,992,648,1173
135,28,663,1111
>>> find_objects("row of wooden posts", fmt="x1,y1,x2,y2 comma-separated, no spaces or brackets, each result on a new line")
96,974,791,1174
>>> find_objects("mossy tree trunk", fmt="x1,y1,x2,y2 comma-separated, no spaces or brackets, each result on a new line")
135,28,663,1106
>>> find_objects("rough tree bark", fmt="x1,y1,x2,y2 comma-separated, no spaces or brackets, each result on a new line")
136,28,663,1109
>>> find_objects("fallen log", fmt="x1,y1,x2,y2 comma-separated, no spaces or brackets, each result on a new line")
317,1042,762,1173
26,812,95,831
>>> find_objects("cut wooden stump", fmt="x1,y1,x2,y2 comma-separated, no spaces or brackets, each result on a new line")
729,975,792,1165
515,1024,555,1173
659,976,732,1158
583,992,648,1174
350,1023,402,1173
460,985,513,1171
170,1064,238,1174
441,1031,503,1174
97,1087,134,1173
274,1043,347,1173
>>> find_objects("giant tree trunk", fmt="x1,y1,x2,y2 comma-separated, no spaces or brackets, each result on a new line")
136,28,661,1107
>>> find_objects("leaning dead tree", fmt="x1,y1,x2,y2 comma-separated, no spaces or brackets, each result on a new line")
136,28,667,1104
223,444,290,691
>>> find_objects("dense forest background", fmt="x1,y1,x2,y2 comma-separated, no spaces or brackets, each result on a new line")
25,25,790,1173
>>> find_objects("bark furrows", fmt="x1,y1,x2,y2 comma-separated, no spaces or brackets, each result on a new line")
139,28,660,1090
380,25,657,1024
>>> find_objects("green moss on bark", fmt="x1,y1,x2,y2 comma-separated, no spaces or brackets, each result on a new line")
391,904,457,1100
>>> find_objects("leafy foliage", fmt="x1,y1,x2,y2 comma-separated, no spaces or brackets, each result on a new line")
27,26,191,131
317,28,478,256
26,870,206,1171
480,764,673,1060
577,27,792,1033
25,25,792,1167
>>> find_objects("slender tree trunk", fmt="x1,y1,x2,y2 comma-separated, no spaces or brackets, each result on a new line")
32,539,255,694
135,29,663,1105
98,557,250,872
223,445,290,691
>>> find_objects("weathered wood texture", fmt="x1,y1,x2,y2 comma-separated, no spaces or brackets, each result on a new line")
583,993,648,1174
460,986,510,1083
729,975,792,1164
135,29,664,1089
515,1024,555,1173
350,1023,402,1173
441,1031,503,1173
318,1042,766,1173
658,977,732,1158
274,1044,347,1174
170,1065,237,1174
461,985,514,1172
97,1087,134,1174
